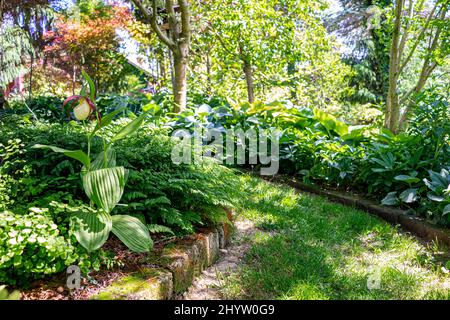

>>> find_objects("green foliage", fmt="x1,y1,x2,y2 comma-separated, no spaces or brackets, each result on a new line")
111,215,153,253
0,111,239,284
0,208,77,285
160,97,449,224
0,27,33,89
193,0,351,106
0,285,20,300
5,96,65,121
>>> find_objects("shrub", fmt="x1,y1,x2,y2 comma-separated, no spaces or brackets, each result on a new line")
0,114,238,234
0,208,78,285
5,96,65,122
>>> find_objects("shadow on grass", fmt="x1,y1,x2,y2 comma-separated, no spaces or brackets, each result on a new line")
223,175,450,300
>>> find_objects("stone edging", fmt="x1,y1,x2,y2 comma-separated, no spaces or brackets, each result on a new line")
90,215,233,300
264,175,450,247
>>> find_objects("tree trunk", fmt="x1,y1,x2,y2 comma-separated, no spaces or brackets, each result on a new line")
243,60,255,104
206,52,212,94
0,88,6,109
72,64,77,95
173,52,188,113
385,0,403,133
386,85,400,132
287,61,297,102
29,54,34,99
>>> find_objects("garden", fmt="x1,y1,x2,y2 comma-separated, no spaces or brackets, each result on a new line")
0,0,449,301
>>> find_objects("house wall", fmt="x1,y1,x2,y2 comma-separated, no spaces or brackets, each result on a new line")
5,73,25,98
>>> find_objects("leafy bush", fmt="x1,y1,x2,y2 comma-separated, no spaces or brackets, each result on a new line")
0,208,78,285
156,97,449,224
0,113,237,232
4,96,65,122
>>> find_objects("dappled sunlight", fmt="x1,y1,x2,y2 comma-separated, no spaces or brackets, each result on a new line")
220,175,450,300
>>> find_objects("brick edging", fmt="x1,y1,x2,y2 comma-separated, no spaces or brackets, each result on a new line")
91,210,234,300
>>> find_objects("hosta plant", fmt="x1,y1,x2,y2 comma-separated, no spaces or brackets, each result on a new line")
424,168,450,218
32,72,152,253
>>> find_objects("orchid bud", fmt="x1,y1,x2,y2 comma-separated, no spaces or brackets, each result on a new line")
73,98,94,121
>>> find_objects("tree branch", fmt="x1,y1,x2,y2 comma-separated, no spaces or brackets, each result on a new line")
398,0,439,74
166,0,179,42
131,0,176,48
178,0,191,42
398,0,416,61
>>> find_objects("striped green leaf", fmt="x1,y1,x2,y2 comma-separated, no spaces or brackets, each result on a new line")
111,111,149,142
90,148,117,170
111,215,153,253
32,144,90,168
71,211,112,252
82,167,128,213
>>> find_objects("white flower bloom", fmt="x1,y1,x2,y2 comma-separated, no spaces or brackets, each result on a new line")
73,98,92,121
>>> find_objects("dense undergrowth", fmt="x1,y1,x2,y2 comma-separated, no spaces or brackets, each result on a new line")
162,91,449,225
0,114,238,285
0,89,448,287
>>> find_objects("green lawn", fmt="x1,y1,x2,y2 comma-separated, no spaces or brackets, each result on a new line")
222,174,450,300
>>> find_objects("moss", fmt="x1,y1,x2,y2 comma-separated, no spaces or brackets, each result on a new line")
91,268,172,300
160,247,196,294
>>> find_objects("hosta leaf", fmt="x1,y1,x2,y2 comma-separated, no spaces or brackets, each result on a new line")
71,211,112,252
428,170,449,188
313,108,348,136
399,188,418,203
381,191,399,206
111,111,149,142
111,215,153,253
91,107,127,137
394,175,420,184
32,144,90,168
427,193,445,202
82,167,128,213
90,148,117,170
443,204,450,216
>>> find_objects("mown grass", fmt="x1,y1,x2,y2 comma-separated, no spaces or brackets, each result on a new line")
222,174,450,300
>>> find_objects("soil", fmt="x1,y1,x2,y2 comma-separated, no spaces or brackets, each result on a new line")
21,237,155,300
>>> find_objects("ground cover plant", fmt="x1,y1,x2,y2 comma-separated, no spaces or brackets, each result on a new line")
0,112,238,286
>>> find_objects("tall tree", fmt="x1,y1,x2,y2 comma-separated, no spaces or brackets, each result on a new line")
43,2,131,93
130,0,191,113
385,0,450,132
327,0,392,105
200,0,349,106
0,0,43,105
